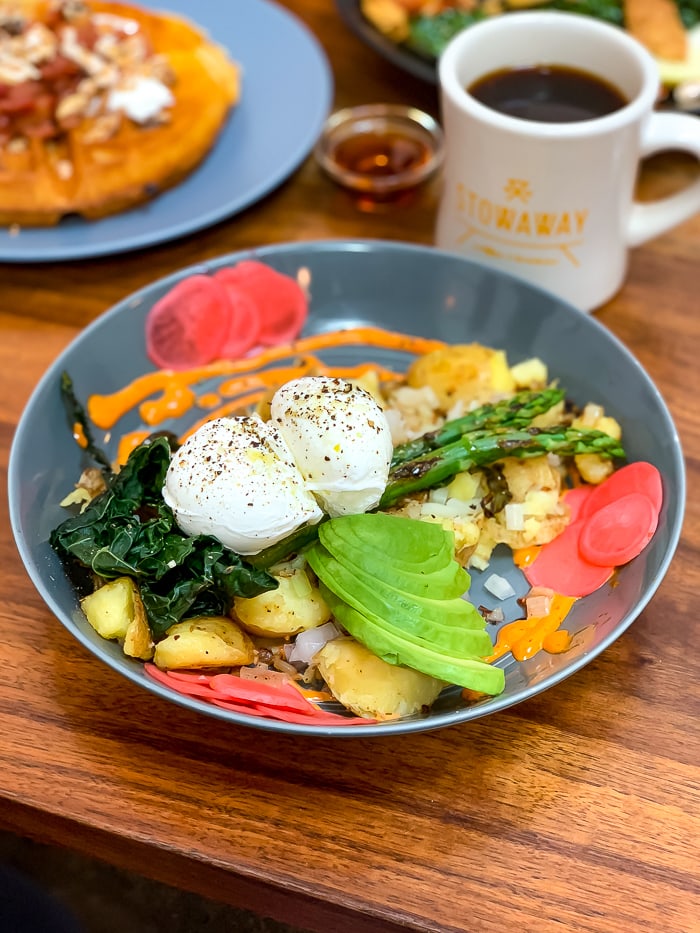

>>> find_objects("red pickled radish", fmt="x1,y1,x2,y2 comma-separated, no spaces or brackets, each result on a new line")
214,281,263,359
209,672,315,713
524,519,613,597
578,492,658,567
214,260,308,345
145,274,232,370
144,664,232,701
164,669,215,684
581,461,662,518
562,485,596,523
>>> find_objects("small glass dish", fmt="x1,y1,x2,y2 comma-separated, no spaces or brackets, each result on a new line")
314,103,445,201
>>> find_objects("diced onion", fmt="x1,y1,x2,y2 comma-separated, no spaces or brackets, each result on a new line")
483,606,505,624
525,594,553,619
504,502,525,531
286,621,341,665
428,486,450,505
483,573,516,600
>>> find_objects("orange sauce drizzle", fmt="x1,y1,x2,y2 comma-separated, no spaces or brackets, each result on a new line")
87,328,445,431
72,421,88,449
487,593,577,662
196,393,222,409
512,545,541,568
117,430,152,466
541,629,574,654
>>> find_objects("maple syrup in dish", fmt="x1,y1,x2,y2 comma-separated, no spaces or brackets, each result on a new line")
330,131,432,179
314,104,444,206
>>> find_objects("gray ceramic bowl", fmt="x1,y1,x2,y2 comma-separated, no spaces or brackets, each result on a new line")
8,240,685,736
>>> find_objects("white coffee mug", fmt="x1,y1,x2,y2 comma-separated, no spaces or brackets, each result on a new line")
435,12,700,312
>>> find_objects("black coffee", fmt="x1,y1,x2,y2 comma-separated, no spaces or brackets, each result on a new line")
467,65,628,123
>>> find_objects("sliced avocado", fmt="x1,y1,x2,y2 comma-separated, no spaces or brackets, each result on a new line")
319,525,469,599
319,513,456,576
321,586,505,696
307,545,493,658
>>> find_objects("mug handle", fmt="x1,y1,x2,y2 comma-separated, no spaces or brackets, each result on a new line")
626,111,700,247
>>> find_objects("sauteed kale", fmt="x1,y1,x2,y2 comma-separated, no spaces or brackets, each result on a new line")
51,377,277,637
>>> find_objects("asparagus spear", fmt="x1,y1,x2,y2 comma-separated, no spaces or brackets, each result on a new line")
390,387,565,467
252,425,625,567
380,426,625,508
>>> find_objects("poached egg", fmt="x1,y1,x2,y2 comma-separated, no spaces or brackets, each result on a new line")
162,415,323,555
271,376,393,517
163,377,393,554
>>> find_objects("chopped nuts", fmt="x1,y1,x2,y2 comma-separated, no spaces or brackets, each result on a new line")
0,3,178,159
81,111,122,144
55,91,90,121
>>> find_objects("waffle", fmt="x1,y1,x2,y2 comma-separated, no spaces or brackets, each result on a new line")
0,1,241,226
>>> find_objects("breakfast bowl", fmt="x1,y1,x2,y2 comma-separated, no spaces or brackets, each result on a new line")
8,240,685,736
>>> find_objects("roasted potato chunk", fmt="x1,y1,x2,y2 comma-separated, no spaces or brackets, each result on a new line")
572,403,623,484
81,576,154,660
407,343,516,411
233,567,331,638
154,617,254,670
315,637,444,721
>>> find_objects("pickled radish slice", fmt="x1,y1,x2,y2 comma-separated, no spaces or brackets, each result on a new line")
525,463,663,596
214,261,308,345
208,673,316,713
523,519,614,597
562,485,595,523
145,275,232,370
143,664,375,724
215,284,262,359
581,461,662,518
578,493,657,567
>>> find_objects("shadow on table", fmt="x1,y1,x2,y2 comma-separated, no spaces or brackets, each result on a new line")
0,830,310,933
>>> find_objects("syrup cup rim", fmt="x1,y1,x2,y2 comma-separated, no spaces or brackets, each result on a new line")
314,103,445,194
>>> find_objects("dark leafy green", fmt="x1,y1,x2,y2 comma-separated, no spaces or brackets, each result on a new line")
545,0,623,26
407,9,485,60
678,0,700,28
50,435,277,637
481,465,511,517
405,0,639,61
60,371,113,474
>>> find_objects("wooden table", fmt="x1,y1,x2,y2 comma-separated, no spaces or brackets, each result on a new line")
1,3,698,931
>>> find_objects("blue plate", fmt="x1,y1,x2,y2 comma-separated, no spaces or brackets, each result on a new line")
0,0,333,262
8,241,686,736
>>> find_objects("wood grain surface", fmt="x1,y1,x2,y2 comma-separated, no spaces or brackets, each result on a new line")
1,3,699,932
